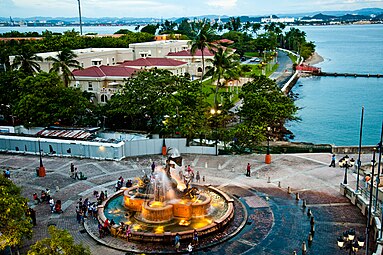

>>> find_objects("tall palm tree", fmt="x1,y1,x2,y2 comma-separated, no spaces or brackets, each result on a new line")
11,46,43,75
190,19,216,82
206,47,240,107
46,48,82,87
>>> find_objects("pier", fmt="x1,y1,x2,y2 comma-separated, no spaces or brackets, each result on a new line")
314,72,382,78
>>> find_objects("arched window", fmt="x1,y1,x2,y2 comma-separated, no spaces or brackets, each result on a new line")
101,94,108,103
197,67,203,73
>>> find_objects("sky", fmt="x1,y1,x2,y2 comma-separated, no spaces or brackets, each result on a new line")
1,0,383,18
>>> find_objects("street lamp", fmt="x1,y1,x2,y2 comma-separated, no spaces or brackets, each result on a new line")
210,108,221,156
265,126,271,164
339,155,355,185
337,228,365,254
77,0,83,35
37,138,46,177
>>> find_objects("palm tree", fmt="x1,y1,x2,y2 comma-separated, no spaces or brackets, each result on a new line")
11,45,43,75
190,19,216,82
206,47,240,107
46,48,82,87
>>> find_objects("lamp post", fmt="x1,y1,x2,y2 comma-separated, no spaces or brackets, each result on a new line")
37,138,46,177
265,126,271,164
339,155,355,185
337,228,365,254
210,108,221,156
365,148,377,255
77,0,83,35
356,107,365,192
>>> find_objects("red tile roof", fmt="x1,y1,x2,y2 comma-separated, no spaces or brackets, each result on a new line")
72,65,139,78
213,39,235,44
120,58,187,67
167,48,215,57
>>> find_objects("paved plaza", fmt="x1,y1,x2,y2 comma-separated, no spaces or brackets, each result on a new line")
0,152,373,254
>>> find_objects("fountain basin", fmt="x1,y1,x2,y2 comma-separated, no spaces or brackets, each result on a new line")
100,185,234,243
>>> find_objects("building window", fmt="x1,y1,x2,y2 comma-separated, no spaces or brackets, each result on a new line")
197,67,203,73
81,62,84,67
101,94,108,103
92,60,102,66
112,58,115,65
88,82,93,91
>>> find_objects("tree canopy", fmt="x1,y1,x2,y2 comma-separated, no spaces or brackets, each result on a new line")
27,226,90,255
0,176,33,250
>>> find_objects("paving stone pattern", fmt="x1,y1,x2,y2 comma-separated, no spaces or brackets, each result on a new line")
0,152,371,254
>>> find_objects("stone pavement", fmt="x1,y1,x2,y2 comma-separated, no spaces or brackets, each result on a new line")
0,152,373,254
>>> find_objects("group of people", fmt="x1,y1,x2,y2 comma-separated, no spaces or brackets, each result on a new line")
178,165,202,184
33,189,51,204
174,229,199,253
70,163,87,180
76,197,98,224
115,176,133,191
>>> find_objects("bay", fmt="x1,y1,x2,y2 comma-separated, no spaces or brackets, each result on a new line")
288,24,383,146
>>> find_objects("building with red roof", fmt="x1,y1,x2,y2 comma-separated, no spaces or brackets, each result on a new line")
166,49,215,80
71,65,139,104
119,57,187,76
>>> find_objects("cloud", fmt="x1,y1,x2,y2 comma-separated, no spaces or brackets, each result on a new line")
207,0,238,8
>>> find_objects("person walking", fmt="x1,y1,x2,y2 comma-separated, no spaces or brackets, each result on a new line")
196,171,200,183
74,167,79,180
187,243,193,254
246,163,251,177
329,154,336,167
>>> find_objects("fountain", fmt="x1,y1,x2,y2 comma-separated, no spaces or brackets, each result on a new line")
99,148,234,243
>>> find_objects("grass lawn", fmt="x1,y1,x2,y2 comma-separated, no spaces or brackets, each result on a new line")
201,78,241,106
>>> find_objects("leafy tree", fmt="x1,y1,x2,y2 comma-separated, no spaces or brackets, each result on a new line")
0,175,33,251
45,48,82,87
235,76,298,147
190,19,217,81
141,24,158,35
104,69,209,139
251,23,262,36
114,29,131,34
11,45,43,75
177,19,192,37
225,17,242,31
13,72,92,127
160,20,177,34
27,226,90,255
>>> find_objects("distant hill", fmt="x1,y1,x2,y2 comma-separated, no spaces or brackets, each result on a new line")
1,7,383,24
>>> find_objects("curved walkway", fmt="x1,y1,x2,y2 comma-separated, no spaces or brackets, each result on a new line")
0,152,369,254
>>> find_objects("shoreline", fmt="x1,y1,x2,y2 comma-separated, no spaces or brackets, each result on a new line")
303,51,324,65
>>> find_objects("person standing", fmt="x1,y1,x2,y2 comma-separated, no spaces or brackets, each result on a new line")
196,171,200,183
151,161,156,173
187,243,193,254
246,163,251,177
70,163,75,178
49,198,55,213
329,154,336,167
175,233,181,252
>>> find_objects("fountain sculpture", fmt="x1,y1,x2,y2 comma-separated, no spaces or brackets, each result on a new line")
99,148,234,242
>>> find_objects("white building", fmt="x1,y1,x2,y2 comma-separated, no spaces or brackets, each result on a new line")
129,40,190,59
10,48,134,73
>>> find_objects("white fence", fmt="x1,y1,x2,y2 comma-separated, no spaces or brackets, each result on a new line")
0,135,216,160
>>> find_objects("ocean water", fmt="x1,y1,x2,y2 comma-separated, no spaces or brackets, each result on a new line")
0,25,137,35
288,24,383,146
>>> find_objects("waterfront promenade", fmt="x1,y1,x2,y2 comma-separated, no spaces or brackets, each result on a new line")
1,152,373,254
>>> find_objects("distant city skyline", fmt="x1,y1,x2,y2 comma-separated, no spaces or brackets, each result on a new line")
1,0,383,18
